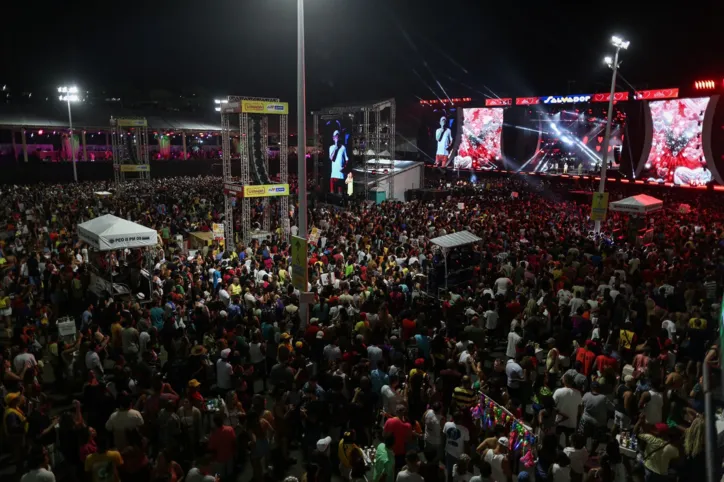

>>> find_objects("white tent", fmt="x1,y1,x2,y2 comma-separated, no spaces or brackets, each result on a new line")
609,194,663,215
430,230,482,249
78,214,158,251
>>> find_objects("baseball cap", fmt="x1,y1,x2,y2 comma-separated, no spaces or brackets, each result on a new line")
498,436,509,447
220,348,231,359
624,375,634,383
333,130,340,137
316,436,332,452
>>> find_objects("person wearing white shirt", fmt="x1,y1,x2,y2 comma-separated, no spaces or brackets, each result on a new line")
13,350,37,374
484,309,499,331
216,349,234,391
506,328,522,359
494,277,512,297
218,287,231,307
553,373,582,445
661,319,676,340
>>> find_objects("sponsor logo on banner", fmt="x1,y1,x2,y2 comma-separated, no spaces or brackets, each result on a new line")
223,183,244,196
542,95,592,104
241,100,289,115
590,192,609,221
515,97,540,105
242,184,290,198
106,235,153,245
119,164,150,172
116,119,148,127
212,223,225,241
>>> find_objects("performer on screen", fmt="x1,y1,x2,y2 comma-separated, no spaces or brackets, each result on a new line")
329,129,348,193
435,116,453,167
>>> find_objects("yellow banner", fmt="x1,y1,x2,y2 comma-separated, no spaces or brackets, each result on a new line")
241,100,289,115
590,192,609,221
291,235,308,291
243,183,289,198
119,164,150,172
116,119,148,127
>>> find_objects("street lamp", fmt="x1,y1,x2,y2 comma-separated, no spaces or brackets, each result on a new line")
58,86,81,182
594,36,629,233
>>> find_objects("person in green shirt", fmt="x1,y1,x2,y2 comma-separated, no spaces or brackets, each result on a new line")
373,434,395,482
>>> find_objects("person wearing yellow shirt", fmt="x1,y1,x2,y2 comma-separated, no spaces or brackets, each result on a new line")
229,277,242,297
4,392,28,466
0,290,11,328
85,436,124,482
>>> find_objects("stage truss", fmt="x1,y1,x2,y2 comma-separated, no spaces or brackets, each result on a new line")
110,117,150,185
220,96,289,248
312,98,396,201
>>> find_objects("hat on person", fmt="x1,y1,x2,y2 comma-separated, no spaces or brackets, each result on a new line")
316,331,325,339
546,337,556,345
219,310,228,318
281,332,292,340
190,345,207,356
333,130,340,137
316,436,332,452
624,375,634,383
310,318,319,324
654,423,669,435
4,392,21,405
295,341,304,349
220,348,231,359
498,437,509,447
414,358,425,368
188,379,201,388
517,472,531,482
136,292,146,300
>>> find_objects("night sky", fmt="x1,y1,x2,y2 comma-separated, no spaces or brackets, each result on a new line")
3,0,723,109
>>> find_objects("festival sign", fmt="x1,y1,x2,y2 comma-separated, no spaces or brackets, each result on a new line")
212,223,225,241
590,192,610,221
241,100,289,115
119,164,150,172
223,183,244,196
541,94,592,104
116,119,148,127
243,184,289,198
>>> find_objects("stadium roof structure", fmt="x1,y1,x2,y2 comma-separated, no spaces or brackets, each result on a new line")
0,103,221,132
430,230,482,249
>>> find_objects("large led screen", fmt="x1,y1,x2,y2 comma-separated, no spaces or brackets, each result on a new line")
508,105,626,173
453,107,503,170
322,117,354,193
639,97,710,185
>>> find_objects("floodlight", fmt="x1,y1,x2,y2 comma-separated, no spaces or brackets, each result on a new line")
604,56,613,66
611,36,630,50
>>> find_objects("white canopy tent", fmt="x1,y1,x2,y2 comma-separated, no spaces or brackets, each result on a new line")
609,194,664,215
430,230,483,289
78,214,158,251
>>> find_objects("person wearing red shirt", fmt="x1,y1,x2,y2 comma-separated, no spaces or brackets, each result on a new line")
208,413,237,478
383,405,413,471
401,318,416,341
575,342,597,377
594,345,618,374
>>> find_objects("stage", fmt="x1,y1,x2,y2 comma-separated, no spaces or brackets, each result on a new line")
353,159,423,201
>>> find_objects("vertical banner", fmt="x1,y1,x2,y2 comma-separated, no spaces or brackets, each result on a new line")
212,223,225,241
291,235,308,291
159,135,171,159
62,134,80,160
590,192,609,221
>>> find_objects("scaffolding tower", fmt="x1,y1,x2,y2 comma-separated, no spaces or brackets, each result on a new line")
220,96,290,248
110,117,151,185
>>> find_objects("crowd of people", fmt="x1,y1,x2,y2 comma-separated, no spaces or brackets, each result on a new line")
0,173,722,482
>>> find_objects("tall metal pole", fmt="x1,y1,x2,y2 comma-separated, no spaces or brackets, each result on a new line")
68,99,78,182
297,0,307,238
594,47,619,233
297,0,309,328
703,362,718,482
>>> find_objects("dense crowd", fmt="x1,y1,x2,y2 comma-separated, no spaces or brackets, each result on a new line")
0,174,722,482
